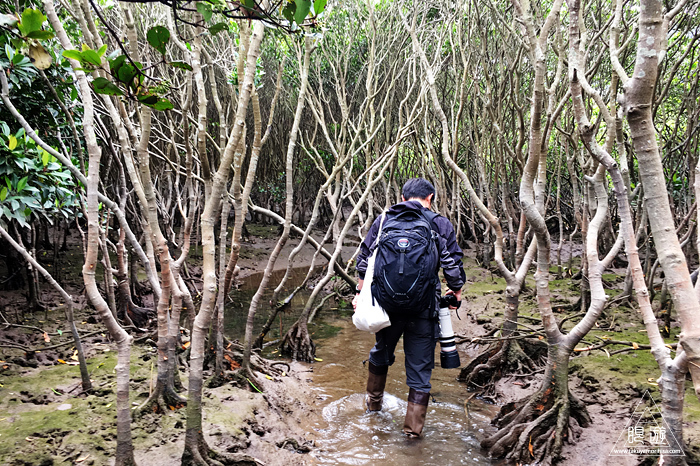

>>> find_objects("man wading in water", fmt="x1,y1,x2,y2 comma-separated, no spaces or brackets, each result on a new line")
352,178,465,437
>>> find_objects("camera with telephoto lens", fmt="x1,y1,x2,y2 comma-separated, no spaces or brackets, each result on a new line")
438,294,461,369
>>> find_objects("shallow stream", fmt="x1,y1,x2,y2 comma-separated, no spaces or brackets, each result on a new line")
227,268,499,465
303,313,499,465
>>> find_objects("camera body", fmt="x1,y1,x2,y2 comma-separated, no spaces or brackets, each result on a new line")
438,295,461,369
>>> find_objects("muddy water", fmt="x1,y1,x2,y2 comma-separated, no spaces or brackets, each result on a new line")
224,267,313,342
305,311,499,465
229,269,499,465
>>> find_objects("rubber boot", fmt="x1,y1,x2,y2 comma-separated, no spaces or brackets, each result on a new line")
403,388,430,437
365,362,388,411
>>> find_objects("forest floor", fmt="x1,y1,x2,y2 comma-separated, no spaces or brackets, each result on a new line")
0,226,699,465
454,248,700,465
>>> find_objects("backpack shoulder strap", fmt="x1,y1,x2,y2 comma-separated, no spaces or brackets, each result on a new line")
371,212,388,250
419,210,439,233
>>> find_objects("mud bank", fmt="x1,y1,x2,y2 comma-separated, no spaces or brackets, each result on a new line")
1,233,699,465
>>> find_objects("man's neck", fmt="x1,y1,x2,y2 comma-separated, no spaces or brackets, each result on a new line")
406,198,430,209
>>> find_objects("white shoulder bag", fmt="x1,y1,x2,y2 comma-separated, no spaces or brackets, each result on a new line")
352,214,391,333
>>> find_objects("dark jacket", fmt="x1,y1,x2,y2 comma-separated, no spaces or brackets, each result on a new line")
356,201,466,317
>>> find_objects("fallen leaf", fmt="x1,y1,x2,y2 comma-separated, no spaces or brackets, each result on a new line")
265,375,272,380
528,436,534,457
314,358,323,362
57,359,66,364
632,342,639,350
224,354,240,370
182,341,191,349
71,350,79,361
43,332,50,343
76,454,90,463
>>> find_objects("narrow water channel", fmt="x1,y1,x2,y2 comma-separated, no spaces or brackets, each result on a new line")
304,311,499,465
227,268,499,465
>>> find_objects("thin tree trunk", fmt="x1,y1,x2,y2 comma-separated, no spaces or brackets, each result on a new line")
623,0,700,397
242,37,314,373
44,2,136,463
182,20,266,465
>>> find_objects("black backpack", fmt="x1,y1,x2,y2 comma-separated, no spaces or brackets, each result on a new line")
371,209,440,315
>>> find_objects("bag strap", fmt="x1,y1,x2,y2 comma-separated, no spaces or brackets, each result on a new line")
371,212,387,250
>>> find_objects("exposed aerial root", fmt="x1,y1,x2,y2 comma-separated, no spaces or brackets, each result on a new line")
481,387,591,464
459,338,547,397
207,339,288,390
135,383,186,416
279,319,315,362
182,430,264,465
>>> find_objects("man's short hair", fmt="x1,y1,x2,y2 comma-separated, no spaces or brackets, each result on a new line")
402,178,436,201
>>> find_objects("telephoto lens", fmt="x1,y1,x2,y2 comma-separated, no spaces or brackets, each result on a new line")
438,294,461,369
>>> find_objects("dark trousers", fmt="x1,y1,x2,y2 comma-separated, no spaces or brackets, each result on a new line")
368,318,438,392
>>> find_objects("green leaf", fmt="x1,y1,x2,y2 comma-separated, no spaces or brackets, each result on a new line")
97,44,108,57
8,135,17,150
109,54,126,74
196,2,213,22
0,187,7,202
282,2,296,23
57,329,63,336
169,61,193,71
294,0,312,24
116,63,138,85
313,0,327,15
62,50,83,62
137,94,159,105
139,95,173,111
81,49,101,66
26,30,54,40
17,176,28,193
41,149,49,167
11,52,25,66
92,77,123,96
4,44,14,61
18,8,46,36
208,22,227,35
151,99,174,111
146,25,170,55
